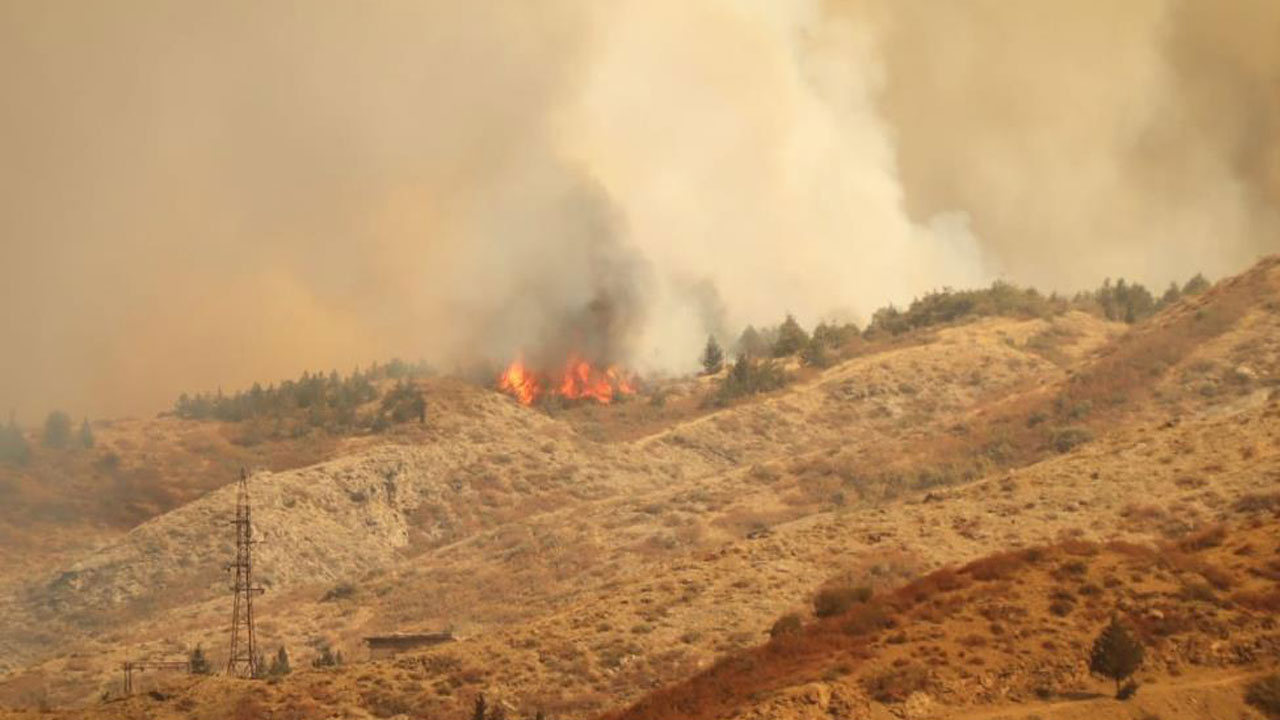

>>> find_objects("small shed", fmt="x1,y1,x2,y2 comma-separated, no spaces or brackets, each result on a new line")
363,631,455,659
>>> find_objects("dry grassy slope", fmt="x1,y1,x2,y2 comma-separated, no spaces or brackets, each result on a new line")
612,512,1280,720
3,257,1280,718
0,313,1104,710
0,410,361,586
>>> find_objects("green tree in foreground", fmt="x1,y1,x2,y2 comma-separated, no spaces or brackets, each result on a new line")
1089,616,1144,698
701,335,724,375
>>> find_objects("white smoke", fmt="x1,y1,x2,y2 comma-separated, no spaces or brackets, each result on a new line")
561,0,987,373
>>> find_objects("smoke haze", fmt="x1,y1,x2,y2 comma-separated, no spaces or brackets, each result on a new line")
1,0,1277,419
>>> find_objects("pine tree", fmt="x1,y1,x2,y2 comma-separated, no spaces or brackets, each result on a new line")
736,325,766,358
1089,616,1144,697
773,314,809,357
800,336,831,368
42,410,71,449
312,645,340,667
0,412,29,465
1183,273,1211,295
269,646,291,676
78,418,94,449
701,335,724,375
471,693,488,720
189,644,212,675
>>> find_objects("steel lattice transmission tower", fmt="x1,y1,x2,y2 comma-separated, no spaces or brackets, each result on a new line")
226,468,264,677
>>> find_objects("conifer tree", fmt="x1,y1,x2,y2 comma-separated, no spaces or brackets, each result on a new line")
188,644,212,675
773,314,809,357
269,646,291,676
1089,616,1144,697
1183,273,1211,295
42,410,71,449
0,413,29,465
736,325,766,358
701,335,724,375
78,418,94,449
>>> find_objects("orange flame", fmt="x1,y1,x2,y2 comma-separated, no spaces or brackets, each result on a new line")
497,354,637,407
498,357,541,406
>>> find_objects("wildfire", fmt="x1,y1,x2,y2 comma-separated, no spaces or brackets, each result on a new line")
498,354,637,406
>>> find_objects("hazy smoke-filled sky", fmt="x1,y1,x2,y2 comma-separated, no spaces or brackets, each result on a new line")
1,0,1277,420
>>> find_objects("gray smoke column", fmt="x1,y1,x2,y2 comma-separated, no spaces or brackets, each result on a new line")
0,0,1277,418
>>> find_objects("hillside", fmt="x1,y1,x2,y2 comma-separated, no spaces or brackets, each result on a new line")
0,257,1277,719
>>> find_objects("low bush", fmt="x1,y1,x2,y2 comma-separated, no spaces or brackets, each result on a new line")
1049,426,1094,453
814,584,873,618
1245,673,1280,719
769,613,803,640
962,551,1030,582
862,663,929,703
1177,524,1227,552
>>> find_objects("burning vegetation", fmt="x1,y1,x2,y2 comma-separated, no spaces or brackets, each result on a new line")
498,355,637,407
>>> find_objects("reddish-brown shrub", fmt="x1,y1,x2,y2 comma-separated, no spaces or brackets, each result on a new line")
840,604,891,636
1197,565,1236,590
813,584,873,618
962,551,1029,581
862,663,929,703
1230,589,1280,613
1177,524,1227,552
1104,540,1156,558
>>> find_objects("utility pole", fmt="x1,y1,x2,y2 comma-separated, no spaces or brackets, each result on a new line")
226,468,264,677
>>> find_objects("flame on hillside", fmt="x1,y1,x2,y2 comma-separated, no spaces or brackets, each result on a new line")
498,354,636,406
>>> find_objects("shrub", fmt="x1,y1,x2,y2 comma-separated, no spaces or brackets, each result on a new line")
1245,673,1280,719
321,581,357,602
1233,493,1280,513
1089,616,1145,698
769,613,803,640
1050,426,1093,453
813,584,873,618
840,603,889,636
963,551,1029,582
312,645,343,668
1177,524,1227,552
862,663,929,703
1230,590,1280,613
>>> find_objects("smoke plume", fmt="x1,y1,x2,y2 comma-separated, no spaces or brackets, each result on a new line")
0,0,1276,419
